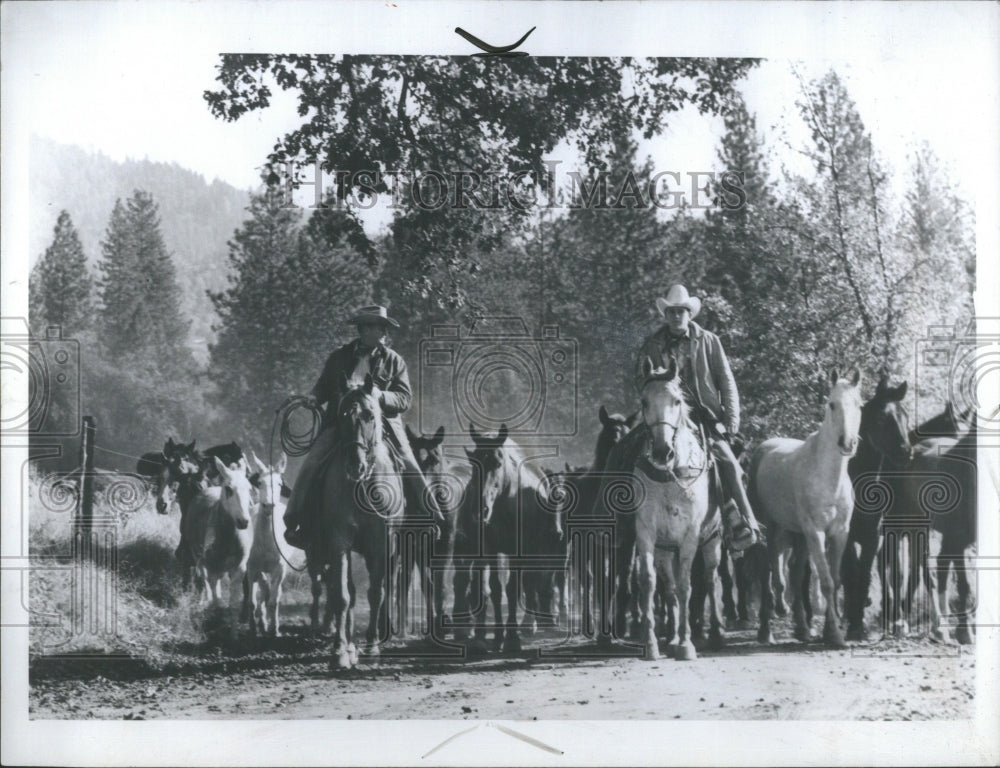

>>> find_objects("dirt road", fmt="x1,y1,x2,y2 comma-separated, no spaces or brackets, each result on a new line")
30,627,975,721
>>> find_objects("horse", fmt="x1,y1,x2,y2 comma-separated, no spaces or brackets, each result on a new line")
453,423,564,654
556,406,637,638
402,425,465,638
136,449,174,514
909,401,973,444
181,457,255,622
840,377,912,641
313,375,404,670
245,451,303,637
887,409,980,643
749,367,862,648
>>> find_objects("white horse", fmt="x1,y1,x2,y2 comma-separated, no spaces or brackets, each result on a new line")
246,451,303,636
184,457,255,621
631,357,717,661
749,368,862,648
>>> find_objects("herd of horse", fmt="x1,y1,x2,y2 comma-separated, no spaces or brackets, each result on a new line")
137,367,980,669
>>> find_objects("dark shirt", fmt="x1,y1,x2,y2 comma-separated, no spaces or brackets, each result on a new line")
312,339,413,429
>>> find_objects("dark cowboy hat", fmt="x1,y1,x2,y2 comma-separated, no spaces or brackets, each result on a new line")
349,305,400,329
655,284,701,319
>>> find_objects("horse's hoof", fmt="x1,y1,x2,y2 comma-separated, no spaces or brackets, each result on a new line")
823,624,847,649
845,624,867,642
674,642,697,661
689,627,706,645
596,634,614,650
502,633,522,655
364,641,380,657
348,644,359,666
929,627,954,645
793,625,812,643
955,626,974,645
468,637,489,657
893,620,909,638
774,600,789,618
757,626,774,645
491,636,504,654
645,642,660,661
708,629,726,651
330,651,353,670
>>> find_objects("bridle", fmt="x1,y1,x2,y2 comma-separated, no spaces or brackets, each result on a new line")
339,396,378,483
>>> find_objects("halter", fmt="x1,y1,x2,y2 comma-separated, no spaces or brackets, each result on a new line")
338,395,379,483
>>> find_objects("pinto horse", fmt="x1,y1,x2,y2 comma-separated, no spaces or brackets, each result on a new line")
749,367,862,648
840,378,912,641
453,424,563,654
182,457,255,620
314,375,404,670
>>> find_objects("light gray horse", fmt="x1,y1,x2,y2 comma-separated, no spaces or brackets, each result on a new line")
749,368,862,648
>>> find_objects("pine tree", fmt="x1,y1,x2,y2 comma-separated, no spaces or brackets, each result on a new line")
97,190,191,364
209,187,375,440
29,210,93,333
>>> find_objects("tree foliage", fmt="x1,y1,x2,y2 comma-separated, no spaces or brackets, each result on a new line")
29,210,94,334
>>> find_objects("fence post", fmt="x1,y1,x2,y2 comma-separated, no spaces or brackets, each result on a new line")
77,415,96,531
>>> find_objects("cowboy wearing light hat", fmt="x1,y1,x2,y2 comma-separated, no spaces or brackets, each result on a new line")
283,305,444,548
634,285,762,550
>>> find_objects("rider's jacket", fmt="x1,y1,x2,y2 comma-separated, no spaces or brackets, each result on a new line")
634,320,741,436
312,339,412,448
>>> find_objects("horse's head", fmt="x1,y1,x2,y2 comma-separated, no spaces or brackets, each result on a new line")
337,374,383,483
406,424,446,476
214,456,254,530
467,422,510,525
826,367,863,457
596,405,632,469
862,377,912,466
639,357,689,463
160,438,202,512
250,450,287,508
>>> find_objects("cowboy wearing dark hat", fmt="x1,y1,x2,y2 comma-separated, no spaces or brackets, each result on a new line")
634,285,762,550
283,305,444,548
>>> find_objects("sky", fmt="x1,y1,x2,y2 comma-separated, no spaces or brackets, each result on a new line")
3,2,996,237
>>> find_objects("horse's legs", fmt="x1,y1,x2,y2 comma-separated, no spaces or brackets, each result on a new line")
810,524,847,648
661,554,678,648
268,566,284,637
702,538,725,650
756,544,775,645
489,564,504,653
954,546,974,645
364,548,387,655
735,550,753,627
770,531,789,617
521,571,538,635
674,541,698,661
309,565,322,634
503,563,522,655
638,549,658,660
718,546,738,626
789,537,811,642
452,559,472,642
253,577,267,635
688,547,706,644
329,550,353,669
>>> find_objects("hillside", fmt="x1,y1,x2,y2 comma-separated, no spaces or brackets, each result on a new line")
29,136,253,353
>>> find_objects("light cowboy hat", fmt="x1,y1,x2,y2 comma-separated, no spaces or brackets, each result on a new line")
349,305,400,328
655,284,701,319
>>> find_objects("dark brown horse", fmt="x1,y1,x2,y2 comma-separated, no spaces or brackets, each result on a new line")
403,425,465,638
312,375,404,670
841,378,912,640
887,407,980,643
453,424,563,654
